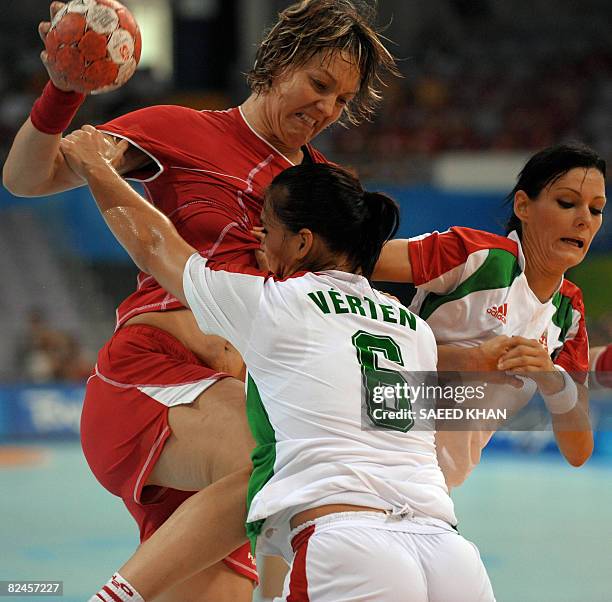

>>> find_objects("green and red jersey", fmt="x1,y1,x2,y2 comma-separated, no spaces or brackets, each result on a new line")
407,227,588,377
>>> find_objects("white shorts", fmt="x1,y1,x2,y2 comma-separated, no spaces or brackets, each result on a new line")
274,512,495,602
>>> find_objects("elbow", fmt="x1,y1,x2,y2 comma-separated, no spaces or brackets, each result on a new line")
564,440,594,468
129,230,166,277
444,472,468,490
2,166,25,197
129,239,156,275
566,454,589,468
3,166,42,197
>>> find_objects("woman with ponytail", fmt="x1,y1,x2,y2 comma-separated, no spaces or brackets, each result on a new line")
258,163,400,280
60,126,494,602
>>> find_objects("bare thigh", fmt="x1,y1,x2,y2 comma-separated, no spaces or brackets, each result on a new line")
152,563,253,602
142,378,255,601
146,377,255,490
260,556,289,599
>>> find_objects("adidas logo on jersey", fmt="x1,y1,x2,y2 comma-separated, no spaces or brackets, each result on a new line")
486,303,508,324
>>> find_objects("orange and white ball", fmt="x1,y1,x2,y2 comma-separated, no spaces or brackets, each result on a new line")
45,0,142,94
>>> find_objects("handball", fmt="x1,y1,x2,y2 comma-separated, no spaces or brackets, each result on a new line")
44,0,142,94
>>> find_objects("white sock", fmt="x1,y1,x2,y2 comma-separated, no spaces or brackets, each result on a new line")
88,573,145,602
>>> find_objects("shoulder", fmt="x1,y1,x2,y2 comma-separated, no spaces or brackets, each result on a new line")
558,279,585,307
409,227,518,259
98,105,233,133
446,227,518,256
551,278,588,375
196,107,241,128
553,279,586,323
409,227,519,288
552,279,586,332
305,144,330,164
189,254,268,278
551,279,586,344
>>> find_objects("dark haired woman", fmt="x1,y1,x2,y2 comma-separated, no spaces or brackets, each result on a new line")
60,131,495,601
3,1,397,598
376,143,605,486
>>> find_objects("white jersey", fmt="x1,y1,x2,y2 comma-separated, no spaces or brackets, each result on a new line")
183,254,456,557
406,227,590,487
408,228,588,376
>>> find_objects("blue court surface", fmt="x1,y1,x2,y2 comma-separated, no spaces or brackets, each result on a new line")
1,442,611,602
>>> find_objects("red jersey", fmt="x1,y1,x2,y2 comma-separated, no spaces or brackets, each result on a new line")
98,105,328,328
594,344,612,388
596,344,612,373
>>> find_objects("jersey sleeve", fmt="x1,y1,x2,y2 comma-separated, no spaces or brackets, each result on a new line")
593,344,612,388
408,227,517,294
552,283,589,381
595,344,612,372
96,105,199,181
306,144,332,165
183,253,267,353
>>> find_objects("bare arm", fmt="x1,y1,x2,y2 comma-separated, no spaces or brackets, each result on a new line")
373,239,413,282
3,116,149,197
498,336,593,466
3,119,83,196
60,126,194,305
549,385,592,466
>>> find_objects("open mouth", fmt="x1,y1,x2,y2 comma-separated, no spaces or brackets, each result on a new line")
560,237,584,249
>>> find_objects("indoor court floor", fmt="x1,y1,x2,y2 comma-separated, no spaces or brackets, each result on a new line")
1,442,611,602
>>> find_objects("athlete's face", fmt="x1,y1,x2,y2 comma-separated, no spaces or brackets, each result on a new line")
516,167,606,271
260,194,310,278
264,50,361,153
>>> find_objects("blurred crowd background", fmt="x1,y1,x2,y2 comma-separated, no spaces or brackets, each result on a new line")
0,0,610,382
1,3,611,601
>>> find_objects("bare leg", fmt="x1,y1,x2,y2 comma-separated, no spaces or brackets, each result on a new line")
153,562,253,602
120,467,252,601
146,378,255,490
125,378,255,601
259,556,289,600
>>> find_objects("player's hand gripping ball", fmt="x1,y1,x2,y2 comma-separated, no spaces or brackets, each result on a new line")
43,0,141,94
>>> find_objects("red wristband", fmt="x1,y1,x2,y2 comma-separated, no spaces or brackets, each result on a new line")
30,81,86,134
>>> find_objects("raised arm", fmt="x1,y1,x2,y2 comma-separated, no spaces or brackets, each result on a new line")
60,126,194,305
2,114,145,197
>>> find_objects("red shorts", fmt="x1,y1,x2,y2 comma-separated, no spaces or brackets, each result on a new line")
81,324,257,583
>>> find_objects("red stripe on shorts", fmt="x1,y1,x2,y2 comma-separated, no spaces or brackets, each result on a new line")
101,586,122,602
287,524,316,601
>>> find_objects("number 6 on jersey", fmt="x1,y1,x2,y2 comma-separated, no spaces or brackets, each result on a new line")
352,330,414,432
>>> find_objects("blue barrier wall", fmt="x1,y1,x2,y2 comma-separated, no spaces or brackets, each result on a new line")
3,184,610,262
0,385,84,440
1,185,133,261
1,384,611,461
